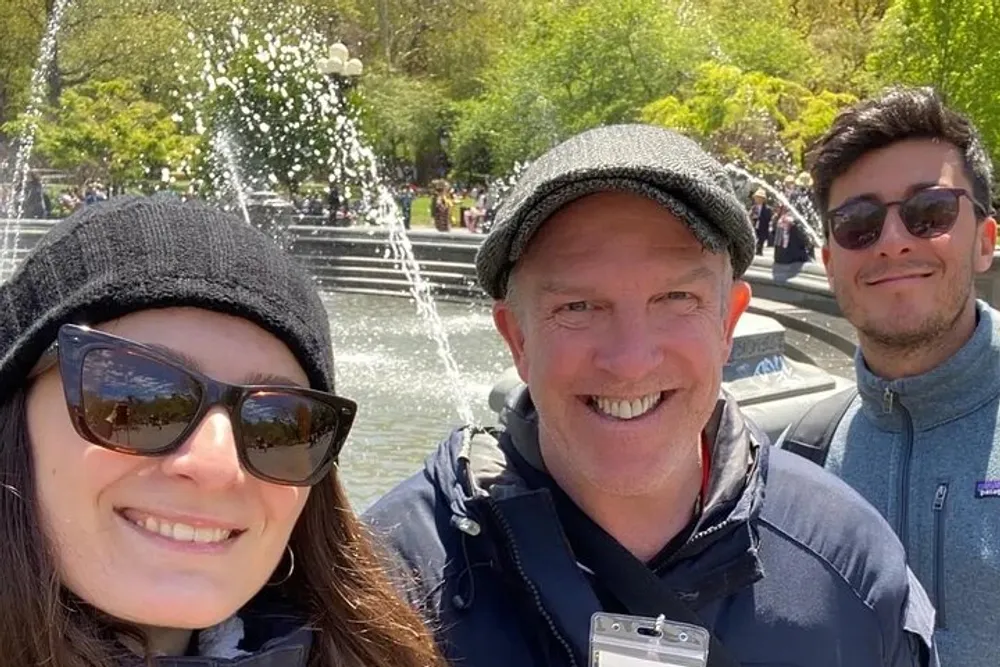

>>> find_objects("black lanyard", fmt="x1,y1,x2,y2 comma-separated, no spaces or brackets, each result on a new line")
507,445,742,667
554,500,741,667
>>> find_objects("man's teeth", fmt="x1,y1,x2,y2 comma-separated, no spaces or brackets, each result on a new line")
129,515,233,544
592,392,663,420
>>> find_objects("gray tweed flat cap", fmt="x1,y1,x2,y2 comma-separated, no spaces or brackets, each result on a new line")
475,124,756,299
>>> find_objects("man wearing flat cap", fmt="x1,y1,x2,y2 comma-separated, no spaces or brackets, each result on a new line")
366,125,937,667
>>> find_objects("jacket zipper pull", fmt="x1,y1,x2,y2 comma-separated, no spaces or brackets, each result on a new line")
882,388,895,414
933,483,949,511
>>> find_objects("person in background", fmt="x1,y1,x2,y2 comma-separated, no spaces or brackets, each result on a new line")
22,171,49,219
397,184,414,230
780,85,999,666
327,184,342,226
431,180,452,233
750,188,773,255
463,186,488,233
0,195,445,667
774,173,815,265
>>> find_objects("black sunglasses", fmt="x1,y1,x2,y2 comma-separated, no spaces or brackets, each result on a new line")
826,187,989,251
32,324,357,487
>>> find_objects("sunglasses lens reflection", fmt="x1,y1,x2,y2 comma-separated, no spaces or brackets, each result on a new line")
832,200,885,250
831,189,964,250
80,348,202,451
902,189,961,238
241,392,341,483
73,341,345,485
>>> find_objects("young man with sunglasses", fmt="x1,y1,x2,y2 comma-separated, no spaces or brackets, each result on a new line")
780,87,998,666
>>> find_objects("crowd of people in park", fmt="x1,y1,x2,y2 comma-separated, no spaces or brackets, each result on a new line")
5,172,112,219
285,181,497,232
1,84,998,667
12,169,817,246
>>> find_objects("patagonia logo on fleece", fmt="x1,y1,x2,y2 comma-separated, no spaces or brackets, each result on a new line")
975,480,1000,498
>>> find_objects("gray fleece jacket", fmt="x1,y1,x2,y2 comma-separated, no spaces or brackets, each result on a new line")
821,300,1000,666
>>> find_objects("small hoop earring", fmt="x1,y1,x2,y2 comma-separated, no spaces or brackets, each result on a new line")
269,544,295,586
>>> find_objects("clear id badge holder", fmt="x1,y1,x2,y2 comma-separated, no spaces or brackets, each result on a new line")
590,613,710,667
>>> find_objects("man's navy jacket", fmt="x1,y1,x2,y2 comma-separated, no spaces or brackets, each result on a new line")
365,392,937,667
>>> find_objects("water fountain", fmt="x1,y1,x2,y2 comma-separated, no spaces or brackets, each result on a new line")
0,0,72,281
211,131,252,226
178,11,478,427
725,163,824,248
0,5,859,506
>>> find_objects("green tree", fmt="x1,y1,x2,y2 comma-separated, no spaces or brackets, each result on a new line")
355,0,525,97
787,0,892,88
868,0,1000,169
699,0,816,80
0,0,43,128
450,0,711,178
642,61,856,176
15,78,195,189
356,68,450,179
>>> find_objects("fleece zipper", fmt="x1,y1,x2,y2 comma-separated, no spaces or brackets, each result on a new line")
932,482,949,629
884,388,915,548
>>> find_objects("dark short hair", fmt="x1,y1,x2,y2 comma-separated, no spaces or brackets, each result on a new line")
808,86,995,235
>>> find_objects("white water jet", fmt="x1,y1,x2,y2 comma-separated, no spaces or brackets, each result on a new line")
187,10,482,425
0,0,72,280
326,93,477,424
378,190,477,426
726,164,824,248
212,131,252,225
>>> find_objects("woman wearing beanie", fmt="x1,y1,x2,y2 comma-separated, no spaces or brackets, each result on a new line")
0,196,445,667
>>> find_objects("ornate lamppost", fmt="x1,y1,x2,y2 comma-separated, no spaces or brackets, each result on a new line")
317,42,363,226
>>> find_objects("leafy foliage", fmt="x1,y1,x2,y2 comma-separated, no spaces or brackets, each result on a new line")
355,68,450,179
18,78,194,188
1,0,997,191
449,0,710,177
642,62,856,176
0,0,43,128
868,0,1000,169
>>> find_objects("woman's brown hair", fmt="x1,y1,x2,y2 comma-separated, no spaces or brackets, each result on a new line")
0,388,445,667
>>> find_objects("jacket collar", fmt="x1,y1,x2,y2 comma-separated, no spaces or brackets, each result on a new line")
856,300,1000,431
428,388,765,607
125,592,313,666
500,386,763,557
147,627,312,667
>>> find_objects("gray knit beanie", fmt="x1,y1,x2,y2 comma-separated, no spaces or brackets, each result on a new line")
0,195,334,402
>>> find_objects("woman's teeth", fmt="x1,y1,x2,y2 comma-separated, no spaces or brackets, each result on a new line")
127,514,233,544
591,392,664,420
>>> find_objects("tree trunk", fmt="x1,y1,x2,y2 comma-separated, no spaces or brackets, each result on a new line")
45,0,62,107
46,41,62,107
0,82,9,130
377,0,392,65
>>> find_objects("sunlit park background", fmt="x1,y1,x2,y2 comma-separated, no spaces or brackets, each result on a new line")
1,0,999,507
1,0,998,210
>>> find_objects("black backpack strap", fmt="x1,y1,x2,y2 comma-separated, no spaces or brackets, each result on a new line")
780,387,858,467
